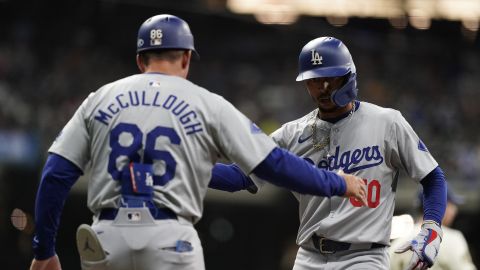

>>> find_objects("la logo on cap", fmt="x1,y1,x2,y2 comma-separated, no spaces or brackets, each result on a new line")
310,49,323,65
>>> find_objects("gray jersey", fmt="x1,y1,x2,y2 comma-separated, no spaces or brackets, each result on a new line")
258,101,437,245
49,73,275,223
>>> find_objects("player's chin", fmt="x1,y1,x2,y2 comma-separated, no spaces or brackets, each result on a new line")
317,100,337,112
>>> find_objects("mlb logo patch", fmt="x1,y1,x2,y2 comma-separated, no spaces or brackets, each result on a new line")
149,81,161,87
127,212,141,221
151,39,162,46
418,140,429,152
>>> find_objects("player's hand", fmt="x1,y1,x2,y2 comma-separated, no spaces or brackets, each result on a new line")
394,221,442,270
338,170,367,206
30,255,62,270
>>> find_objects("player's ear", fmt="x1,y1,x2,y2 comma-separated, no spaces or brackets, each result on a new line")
179,50,191,78
181,50,191,69
136,54,146,73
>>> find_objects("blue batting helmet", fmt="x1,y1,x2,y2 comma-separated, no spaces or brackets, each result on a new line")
296,37,357,107
136,14,198,55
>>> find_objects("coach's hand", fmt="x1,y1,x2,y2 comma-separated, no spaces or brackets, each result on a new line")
339,170,367,206
30,255,62,270
395,221,442,270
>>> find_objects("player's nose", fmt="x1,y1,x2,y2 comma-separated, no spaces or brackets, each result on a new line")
316,79,332,90
315,81,332,95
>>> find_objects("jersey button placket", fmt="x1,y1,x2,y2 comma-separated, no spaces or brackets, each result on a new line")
332,128,338,145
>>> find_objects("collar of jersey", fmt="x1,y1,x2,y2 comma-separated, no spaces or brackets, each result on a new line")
144,72,166,75
323,100,360,124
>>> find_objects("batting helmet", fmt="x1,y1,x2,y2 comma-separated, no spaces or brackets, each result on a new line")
296,37,357,107
136,14,198,55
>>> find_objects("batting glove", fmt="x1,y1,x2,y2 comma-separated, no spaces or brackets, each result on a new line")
395,221,443,270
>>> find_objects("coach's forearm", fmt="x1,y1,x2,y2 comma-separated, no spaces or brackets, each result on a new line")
420,166,447,225
33,154,82,259
252,147,346,196
209,163,255,192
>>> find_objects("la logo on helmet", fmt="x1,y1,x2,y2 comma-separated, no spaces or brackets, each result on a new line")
310,49,322,65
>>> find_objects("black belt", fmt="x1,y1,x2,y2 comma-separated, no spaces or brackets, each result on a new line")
311,234,385,254
99,207,177,220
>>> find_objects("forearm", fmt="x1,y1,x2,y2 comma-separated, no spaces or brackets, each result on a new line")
252,147,346,197
33,154,82,259
420,166,447,224
209,163,254,192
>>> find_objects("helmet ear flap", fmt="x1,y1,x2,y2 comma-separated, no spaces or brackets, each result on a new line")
331,73,358,107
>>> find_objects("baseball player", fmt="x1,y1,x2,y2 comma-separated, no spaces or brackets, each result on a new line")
210,37,448,269
390,189,477,270
29,16,368,270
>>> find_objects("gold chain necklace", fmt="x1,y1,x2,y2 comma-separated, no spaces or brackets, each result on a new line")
310,121,330,150
311,102,356,151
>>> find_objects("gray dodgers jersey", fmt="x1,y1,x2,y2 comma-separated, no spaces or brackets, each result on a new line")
49,73,276,223
258,101,437,245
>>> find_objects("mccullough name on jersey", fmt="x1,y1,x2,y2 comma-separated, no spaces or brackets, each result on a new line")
93,90,203,135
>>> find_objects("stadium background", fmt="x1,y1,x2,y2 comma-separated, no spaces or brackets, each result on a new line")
1,0,479,269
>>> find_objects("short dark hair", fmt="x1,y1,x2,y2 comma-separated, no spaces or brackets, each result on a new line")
138,49,186,65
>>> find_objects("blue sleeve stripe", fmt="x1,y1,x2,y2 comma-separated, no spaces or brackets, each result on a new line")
420,166,447,225
32,153,83,259
252,147,346,197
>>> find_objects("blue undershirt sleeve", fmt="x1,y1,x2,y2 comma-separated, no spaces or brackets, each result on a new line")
32,153,83,260
252,147,346,196
209,163,255,192
420,166,447,225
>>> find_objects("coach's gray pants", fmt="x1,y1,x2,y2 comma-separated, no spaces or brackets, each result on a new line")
80,209,204,270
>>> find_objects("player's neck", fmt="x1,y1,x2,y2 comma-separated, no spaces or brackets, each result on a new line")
143,61,188,78
317,102,354,121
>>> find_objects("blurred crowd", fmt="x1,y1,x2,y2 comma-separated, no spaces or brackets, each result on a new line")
1,10,478,189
